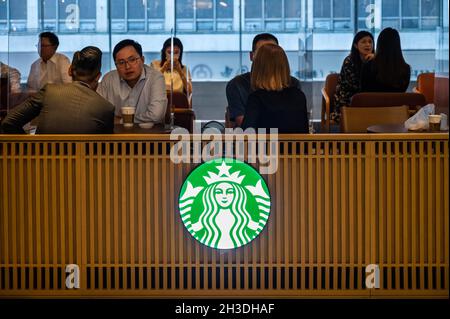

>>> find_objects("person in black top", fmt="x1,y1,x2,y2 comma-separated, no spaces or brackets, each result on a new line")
333,31,375,119
241,43,308,133
361,27,411,92
226,33,302,127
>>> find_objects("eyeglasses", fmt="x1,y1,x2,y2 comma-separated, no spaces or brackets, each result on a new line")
35,43,55,48
115,56,141,68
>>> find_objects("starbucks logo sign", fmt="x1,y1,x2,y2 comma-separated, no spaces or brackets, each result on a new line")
179,159,271,249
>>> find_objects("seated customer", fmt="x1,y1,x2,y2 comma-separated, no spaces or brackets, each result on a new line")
241,44,308,133
1,61,22,93
27,32,72,91
151,37,192,95
98,39,167,124
1,46,115,134
226,33,302,127
361,27,411,92
333,30,374,118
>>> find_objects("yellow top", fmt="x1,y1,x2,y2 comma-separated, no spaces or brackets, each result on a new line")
151,59,191,94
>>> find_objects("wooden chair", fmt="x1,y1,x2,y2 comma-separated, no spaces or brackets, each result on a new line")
340,105,410,133
173,108,195,133
225,106,235,128
167,91,191,109
413,72,435,104
321,73,339,131
350,92,427,116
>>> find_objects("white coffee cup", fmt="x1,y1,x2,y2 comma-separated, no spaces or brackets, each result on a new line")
121,106,136,128
428,114,442,132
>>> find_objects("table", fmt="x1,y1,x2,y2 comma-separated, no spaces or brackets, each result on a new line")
367,123,448,133
114,123,177,134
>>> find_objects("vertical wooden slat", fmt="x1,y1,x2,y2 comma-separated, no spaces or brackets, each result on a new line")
316,142,323,290
419,141,425,290
1,143,10,289
348,142,355,290
292,142,298,290
129,143,136,289
145,142,152,289
137,142,143,289
89,142,95,289
394,142,401,290
356,142,363,289
121,142,128,289
153,147,160,289
324,141,331,290
299,142,306,290
427,142,433,290
27,143,35,290
386,142,392,290
97,143,104,290
402,141,409,289
18,143,25,289
113,142,119,289
411,141,417,290
105,143,111,290
307,142,314,290
332,141,338,289
340,142,347,290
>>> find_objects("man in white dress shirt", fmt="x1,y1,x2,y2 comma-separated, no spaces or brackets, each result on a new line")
27,32,72,91
97,39,167,124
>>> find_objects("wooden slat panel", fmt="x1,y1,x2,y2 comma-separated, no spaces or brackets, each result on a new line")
0,136,447,298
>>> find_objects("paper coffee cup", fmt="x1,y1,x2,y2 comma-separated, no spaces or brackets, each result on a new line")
121,106,136,127
428,114,441,132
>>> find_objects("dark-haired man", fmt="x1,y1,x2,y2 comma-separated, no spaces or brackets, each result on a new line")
27,32,72,91
226,33,302,127
2,46,115,134
97,39,167,124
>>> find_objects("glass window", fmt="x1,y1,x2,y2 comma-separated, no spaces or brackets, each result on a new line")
79,0,96,19
217,0,233,19
148,0,165,19
314,0,331,18
285,0,301,19
197,0,214,19
333,0,350,18
245,0,262,19
402,0,419,16
265,0,282,19
176,0,194,19
357,0,372,18
10,0,27,19
111,0,125,19
382,0,399,16
128,0,145,19
421,0,439,16
41,0,57,19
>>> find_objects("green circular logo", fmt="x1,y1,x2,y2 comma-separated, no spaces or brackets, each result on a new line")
179,158,271,249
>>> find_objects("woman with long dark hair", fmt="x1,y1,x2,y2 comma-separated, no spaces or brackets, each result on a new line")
333,30,375,119
361,27,411,92
151,37,192,94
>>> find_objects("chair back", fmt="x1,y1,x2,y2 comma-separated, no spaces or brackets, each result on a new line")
320,73,339,131
341,105,410,133
225,106,235,128
350,92,427,108
0,77,10,118
324,73,339,100
173,108,195,133
415,72,435,104
167,91,191,109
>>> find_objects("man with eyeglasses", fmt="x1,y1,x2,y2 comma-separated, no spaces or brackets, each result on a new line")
27,32,72,92
97,39,167,124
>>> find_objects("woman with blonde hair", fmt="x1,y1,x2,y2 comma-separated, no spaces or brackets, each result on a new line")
241,43,308,133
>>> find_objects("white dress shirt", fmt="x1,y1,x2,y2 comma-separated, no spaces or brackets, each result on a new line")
27,52,72,91
97,65,167,124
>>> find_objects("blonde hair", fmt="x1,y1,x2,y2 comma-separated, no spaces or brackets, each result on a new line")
251,43,291,91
